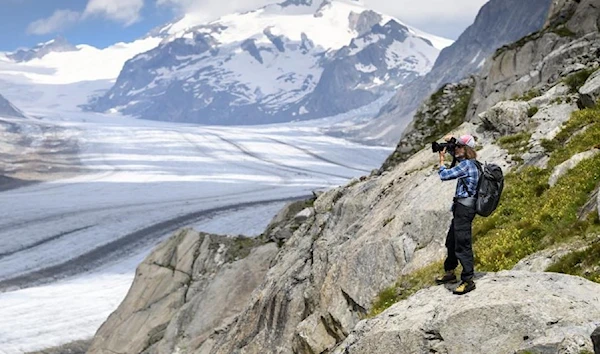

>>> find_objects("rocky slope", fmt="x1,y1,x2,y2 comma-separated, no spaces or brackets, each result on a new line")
467,0,600,120
329,0,552,145
87,1,600,353
86,0,449,125
335,271,600,354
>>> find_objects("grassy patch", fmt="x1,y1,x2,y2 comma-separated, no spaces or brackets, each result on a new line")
514,89,542,102
225,236,263,261
547,212,600,283
527,106,539,118
370,262,442,317
474,107,600,271
548,108,600,168
540,139,560,153
551,25,576,37
497,132,531,159
563,69,595,93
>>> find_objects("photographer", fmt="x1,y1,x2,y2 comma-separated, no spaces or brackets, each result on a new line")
434,134,479,295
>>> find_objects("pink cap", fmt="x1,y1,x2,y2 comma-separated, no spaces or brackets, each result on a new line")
457,135,475,148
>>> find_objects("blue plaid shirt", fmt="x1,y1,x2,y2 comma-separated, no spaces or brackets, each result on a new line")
439,159,480,198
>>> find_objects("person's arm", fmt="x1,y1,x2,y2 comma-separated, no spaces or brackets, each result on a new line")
439,160,469,181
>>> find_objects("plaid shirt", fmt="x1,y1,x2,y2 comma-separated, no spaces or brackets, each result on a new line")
439,159,479,198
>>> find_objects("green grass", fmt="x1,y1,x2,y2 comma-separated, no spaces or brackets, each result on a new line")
370,262,441,317
551,25,576,37
548,108,600,168
547,212,600,283
563,69,595,93
540,139,560,153
527,106,539,118
474,107,600,271
497,132,531,159
514,89,542,102
547,238,600,283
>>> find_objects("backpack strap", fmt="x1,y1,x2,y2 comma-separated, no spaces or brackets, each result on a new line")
460,160,483,197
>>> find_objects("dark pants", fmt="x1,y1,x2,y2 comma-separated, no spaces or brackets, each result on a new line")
444,202,476,281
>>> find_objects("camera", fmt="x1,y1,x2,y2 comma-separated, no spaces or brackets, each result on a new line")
432,137,457,154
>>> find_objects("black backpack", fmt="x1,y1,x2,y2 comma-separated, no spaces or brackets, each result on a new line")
460,160,504,216
473,161,504,217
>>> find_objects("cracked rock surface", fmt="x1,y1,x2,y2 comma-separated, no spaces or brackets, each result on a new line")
333,272,600,354
86,229,277,354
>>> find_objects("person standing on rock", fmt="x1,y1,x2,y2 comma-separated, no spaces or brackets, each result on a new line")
435,134,479,295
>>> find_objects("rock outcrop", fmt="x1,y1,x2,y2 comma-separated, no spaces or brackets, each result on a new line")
88,123,509,353
87,230,277,354
478,100,532,135
579,69,600,108
467,0,600,120
333,272,600,354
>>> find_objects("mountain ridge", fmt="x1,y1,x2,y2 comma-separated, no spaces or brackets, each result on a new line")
333,0,553,145
86,0,450,125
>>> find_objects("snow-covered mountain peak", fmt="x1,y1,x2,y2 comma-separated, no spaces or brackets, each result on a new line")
160,0,393,51
7,36,79,63
88,0,451,125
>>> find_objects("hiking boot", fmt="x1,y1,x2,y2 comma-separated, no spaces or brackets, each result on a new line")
435,271,457,285
453,280,476,295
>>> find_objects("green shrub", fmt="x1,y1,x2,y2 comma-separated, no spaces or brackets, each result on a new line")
497,132,531,160
527,106,539,118
515,89,542,102
547,239,600,283
564,69,595,93
551,25,576,37
540,139,560,152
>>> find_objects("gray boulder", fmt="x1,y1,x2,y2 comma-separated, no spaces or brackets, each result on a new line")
549,149,600,187
478,101,531,135
579,69,600,108
333,272,600,354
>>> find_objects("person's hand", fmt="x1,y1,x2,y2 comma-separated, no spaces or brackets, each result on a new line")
443,134,454,142
439,147,446,166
